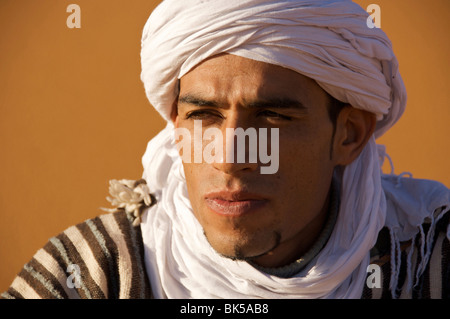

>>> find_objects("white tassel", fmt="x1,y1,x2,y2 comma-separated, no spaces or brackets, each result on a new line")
389,228,401,298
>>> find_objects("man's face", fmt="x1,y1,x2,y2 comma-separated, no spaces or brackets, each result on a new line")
175,54,338,268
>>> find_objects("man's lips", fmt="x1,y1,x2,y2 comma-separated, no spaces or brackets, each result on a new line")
204,191,268,217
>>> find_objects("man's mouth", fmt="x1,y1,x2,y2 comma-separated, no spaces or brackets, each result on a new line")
204,191,268,217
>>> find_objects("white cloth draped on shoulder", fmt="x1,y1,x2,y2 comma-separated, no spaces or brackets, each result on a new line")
139,0,450,298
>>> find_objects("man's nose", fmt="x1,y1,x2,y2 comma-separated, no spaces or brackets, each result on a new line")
212,116,259,175
213,158,259,175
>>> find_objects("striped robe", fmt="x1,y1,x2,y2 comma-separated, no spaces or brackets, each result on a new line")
2,209,449,299
362,211,450,299
1,210,152,299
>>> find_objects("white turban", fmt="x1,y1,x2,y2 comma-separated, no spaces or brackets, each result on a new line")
140,0,407,138
138,0,449,299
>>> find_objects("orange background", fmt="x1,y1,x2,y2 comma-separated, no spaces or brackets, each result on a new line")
0,0,449,292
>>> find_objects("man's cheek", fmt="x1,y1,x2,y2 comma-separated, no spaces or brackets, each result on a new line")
183,163,204,204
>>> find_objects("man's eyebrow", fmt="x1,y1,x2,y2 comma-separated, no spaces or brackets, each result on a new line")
246,98,307,110
178,94,220,107
178,94,307,110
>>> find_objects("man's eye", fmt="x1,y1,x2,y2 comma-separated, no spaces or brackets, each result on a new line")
258,110,292,121
185,110,223,121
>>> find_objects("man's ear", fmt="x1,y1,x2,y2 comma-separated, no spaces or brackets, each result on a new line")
332,106,376,166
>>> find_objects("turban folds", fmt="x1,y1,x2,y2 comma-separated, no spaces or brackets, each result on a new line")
140,0,407,138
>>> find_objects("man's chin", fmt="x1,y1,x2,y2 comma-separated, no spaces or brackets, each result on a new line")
203,230,282,263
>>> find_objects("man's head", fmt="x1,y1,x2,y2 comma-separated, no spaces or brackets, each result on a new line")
141,0,406,139
173,53,375,267
140,0,408,297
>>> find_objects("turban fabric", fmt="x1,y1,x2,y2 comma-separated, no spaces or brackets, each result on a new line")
138,0,450,299
140,0,407,138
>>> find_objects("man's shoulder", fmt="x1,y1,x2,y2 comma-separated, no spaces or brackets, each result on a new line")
1,210,151,299
65,209,142,251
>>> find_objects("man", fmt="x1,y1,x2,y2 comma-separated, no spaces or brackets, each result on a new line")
2,0,449,299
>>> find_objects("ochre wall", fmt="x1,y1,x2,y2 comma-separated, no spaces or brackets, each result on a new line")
0,0,448,292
